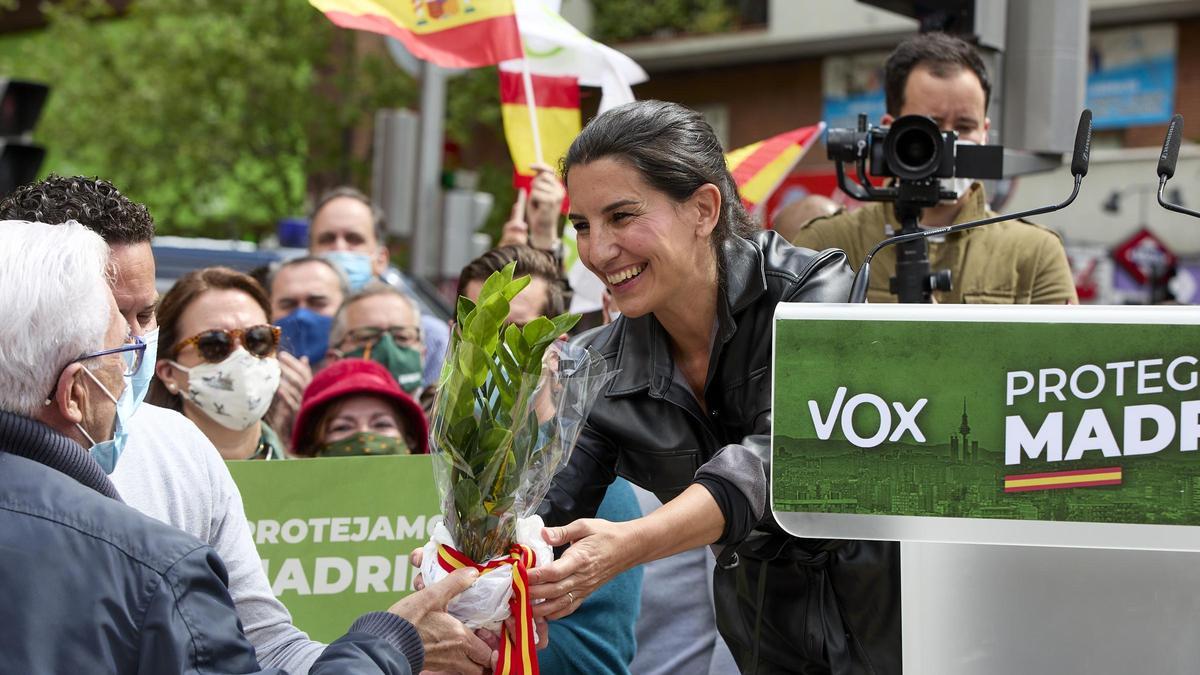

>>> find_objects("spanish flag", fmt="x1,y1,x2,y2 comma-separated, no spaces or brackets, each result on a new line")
726,123,825,213
499,70,580,199
310,0,522,69
1004,466,1123,493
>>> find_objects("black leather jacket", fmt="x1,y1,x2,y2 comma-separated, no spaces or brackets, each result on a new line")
543,230,851,545
543,231,902,673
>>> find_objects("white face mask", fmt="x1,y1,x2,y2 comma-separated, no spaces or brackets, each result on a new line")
171,348,281,431
939,140,978,202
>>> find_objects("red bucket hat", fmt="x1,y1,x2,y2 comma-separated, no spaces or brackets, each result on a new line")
292,358,429,454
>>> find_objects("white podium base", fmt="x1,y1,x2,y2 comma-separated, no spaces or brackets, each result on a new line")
902,542,1200,674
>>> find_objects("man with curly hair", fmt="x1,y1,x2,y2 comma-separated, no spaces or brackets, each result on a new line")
3,176,160,334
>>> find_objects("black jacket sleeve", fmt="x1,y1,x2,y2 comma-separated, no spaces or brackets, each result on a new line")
139,544,420,675
695,238,855,547
539,420,619,527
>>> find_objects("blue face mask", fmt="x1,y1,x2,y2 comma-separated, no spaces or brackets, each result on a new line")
323,251,376,292
77,368,135,474
128,327,158,413
277,308,334,364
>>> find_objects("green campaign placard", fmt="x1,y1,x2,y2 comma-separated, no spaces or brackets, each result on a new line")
227,455,441,642
771,304,1200,551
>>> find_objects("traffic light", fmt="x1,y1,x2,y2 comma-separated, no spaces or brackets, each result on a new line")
0,79,49,198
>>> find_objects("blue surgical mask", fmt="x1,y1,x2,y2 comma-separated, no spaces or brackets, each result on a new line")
323,251,376,292
277,308,334,364
77,368,135,474
129,327,158,413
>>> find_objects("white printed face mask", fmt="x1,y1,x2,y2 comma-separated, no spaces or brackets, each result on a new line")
172,348,281,431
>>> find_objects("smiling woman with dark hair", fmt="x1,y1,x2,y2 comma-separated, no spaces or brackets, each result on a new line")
529,100,900,674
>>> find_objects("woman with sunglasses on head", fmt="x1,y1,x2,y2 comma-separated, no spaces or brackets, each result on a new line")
148,267,287,460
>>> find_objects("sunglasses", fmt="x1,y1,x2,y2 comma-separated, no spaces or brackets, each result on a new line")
171,325,281,363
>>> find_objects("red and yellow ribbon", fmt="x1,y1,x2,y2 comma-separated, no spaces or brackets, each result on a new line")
437,543,540,675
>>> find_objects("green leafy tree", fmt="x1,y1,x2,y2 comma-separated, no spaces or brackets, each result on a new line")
0,0,416,239
592,0,743,43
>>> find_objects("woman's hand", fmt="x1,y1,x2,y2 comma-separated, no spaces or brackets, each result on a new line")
526,518,640,620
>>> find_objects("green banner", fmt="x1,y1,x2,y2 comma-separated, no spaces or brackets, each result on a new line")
227,455,441,642
771,305,1200,549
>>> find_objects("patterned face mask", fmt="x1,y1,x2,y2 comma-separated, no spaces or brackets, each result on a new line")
318,431,410,457
171,348,281,431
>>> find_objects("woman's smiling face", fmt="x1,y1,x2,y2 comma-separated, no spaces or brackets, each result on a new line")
568,157,718,319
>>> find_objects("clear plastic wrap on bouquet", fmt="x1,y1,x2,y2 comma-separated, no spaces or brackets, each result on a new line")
429,338,613,563
426,263,615,567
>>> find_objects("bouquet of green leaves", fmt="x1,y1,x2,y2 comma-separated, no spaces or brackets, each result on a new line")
428,262,611,564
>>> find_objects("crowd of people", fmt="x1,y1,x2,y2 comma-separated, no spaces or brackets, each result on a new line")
0,32,1085,675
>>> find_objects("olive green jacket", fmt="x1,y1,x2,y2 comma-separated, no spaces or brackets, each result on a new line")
791,184,1078,304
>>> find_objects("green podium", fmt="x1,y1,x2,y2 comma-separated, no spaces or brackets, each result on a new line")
772,304,1200,673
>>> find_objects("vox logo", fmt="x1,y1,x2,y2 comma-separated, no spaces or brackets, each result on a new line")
808,387,928,448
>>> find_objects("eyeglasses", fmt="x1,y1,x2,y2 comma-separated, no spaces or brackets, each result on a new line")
340,325,422,349
71,335,147,377
171,325,281,363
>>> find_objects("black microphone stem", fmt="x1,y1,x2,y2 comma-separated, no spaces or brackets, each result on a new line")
848,175,1083,303
1158,176,1200,219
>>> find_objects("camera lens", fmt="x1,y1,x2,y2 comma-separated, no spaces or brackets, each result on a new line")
894,128,935,172
883,115,944,180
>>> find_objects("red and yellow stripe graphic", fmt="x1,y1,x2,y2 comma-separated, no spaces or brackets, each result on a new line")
310,0,522,69
437,542,541,675
726,123,825,213
1004,466,1123,493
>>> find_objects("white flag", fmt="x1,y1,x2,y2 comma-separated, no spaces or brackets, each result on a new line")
500,0,648,113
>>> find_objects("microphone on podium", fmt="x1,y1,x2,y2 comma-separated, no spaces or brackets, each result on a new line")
1157,114,1200,219
847,109,1094,303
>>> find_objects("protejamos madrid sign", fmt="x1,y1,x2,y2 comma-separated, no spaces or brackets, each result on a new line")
770,304,1200,551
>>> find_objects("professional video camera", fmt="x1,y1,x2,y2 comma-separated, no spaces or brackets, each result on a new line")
828,114,1003,206
831,110,1094,304
826,113,1005,302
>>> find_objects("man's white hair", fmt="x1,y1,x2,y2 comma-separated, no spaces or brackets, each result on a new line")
0,220,112,416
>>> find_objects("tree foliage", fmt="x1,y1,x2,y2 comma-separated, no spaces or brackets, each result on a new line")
591,0,743,43
0,0,417,239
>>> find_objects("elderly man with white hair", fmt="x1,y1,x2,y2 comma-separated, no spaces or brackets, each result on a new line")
0,174,330,671
0,220,482,674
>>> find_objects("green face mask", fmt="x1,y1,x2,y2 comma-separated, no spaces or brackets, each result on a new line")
346,333,424,394
318,432,410,457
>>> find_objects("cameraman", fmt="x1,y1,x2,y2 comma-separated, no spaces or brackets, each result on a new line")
793,32,1078,304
